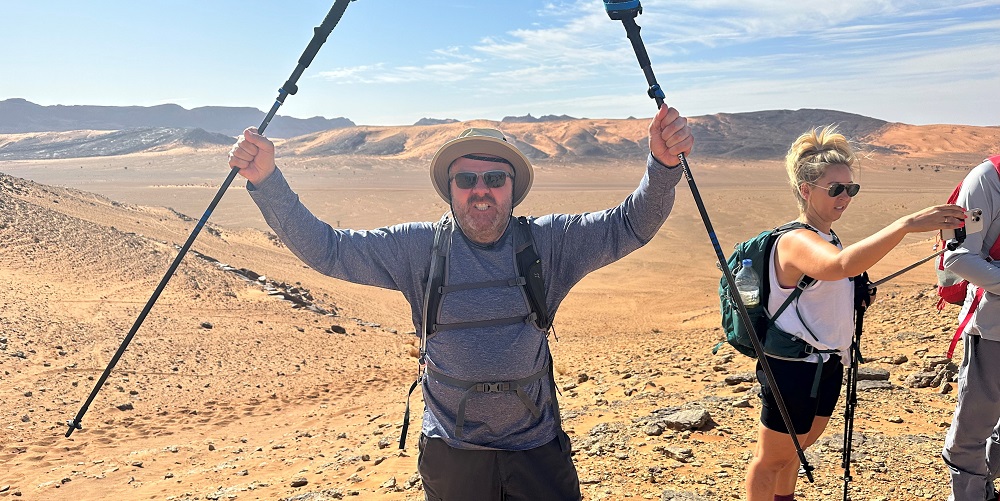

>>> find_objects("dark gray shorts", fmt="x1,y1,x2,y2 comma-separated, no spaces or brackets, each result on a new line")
757,354,844,435
417,432,581,501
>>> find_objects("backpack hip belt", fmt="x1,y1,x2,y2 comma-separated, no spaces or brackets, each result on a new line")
763,325,841,398
425,362,550,439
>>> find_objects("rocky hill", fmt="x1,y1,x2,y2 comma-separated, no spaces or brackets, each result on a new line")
0,127,235,160
0,98,355,138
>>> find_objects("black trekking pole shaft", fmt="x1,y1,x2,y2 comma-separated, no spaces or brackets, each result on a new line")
65,0,354,439
843,307,864,501
843,363,858,501
868,248,946,290
604,0,815,482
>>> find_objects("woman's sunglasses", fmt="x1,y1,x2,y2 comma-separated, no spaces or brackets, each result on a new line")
807,181,860,197
451,170,512,190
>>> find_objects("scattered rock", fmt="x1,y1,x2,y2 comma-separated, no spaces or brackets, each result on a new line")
724,372,755,385
857,380,894,392
857,367,890,381
662,409,710,431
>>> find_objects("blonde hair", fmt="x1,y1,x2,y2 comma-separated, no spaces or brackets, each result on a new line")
785,125,859,212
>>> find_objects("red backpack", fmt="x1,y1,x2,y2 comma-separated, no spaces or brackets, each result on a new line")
936,155,1000,358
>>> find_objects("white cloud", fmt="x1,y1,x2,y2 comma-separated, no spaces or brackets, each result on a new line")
311,0,1000,124
317,61,482,84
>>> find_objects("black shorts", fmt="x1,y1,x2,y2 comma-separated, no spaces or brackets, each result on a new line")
418,432,581,501
757,354,843,435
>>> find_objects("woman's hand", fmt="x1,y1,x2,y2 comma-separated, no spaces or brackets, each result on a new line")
901,204,967,233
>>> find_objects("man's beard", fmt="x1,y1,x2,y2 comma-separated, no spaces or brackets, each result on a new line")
453,194,512,245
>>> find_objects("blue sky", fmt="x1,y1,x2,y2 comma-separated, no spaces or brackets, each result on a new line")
2,0,998,126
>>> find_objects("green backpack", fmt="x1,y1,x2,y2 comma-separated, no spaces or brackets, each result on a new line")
714,222,817,358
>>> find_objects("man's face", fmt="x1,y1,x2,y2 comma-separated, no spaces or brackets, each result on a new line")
448,156,515,245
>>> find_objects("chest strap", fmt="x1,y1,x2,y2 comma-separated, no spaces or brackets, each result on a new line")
432,313,538,333
425,363,549,439
440,277,526,293
431,276,536,333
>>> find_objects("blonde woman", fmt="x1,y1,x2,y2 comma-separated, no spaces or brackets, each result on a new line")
745,126,965,501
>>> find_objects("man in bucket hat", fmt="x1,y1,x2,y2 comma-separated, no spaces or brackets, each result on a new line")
228,103,692,500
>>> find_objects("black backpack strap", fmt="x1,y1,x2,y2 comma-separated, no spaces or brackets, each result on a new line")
433,315,535,332
440,277,526,293
400,214,556,448
765,222,817,322
423,214,453,343
515,217,566,445
514,216,551,331
400,213,452,449
426,216,549,334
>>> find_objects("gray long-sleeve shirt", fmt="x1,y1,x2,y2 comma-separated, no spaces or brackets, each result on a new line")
248,153,683,450
943,157,1000,342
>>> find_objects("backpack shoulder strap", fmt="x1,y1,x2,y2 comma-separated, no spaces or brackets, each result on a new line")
421,213,453,345
765,221,819,321
402,212,453,449
770,221,818,285
514,216,551,330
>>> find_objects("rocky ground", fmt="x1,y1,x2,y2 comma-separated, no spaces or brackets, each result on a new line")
0,169,972,501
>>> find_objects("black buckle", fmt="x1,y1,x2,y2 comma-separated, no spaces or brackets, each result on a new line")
477,382,510,393
797,276,815,290
509,277,527,287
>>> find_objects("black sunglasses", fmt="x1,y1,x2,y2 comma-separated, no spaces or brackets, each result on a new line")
451,170,513,190
807,181,860,197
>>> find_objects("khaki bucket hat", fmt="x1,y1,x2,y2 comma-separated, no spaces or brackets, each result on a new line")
430,128,534,207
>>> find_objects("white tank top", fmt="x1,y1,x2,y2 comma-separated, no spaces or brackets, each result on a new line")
767,229,855,361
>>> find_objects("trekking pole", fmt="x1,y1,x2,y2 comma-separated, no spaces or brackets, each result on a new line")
64,0,355,438
868,249,942,289
843,273,873,501
602,0,815,481
842,336,859,501
868,235,964,290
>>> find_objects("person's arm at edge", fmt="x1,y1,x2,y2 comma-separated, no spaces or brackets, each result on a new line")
945,161,1000,294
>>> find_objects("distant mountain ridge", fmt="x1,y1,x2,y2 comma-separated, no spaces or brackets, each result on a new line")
274,109,902,161
0,98,355,138
501,113,580,123
1,102,997,162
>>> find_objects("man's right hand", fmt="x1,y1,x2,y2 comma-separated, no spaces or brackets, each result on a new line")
228,127,276,186
648,103,694,167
